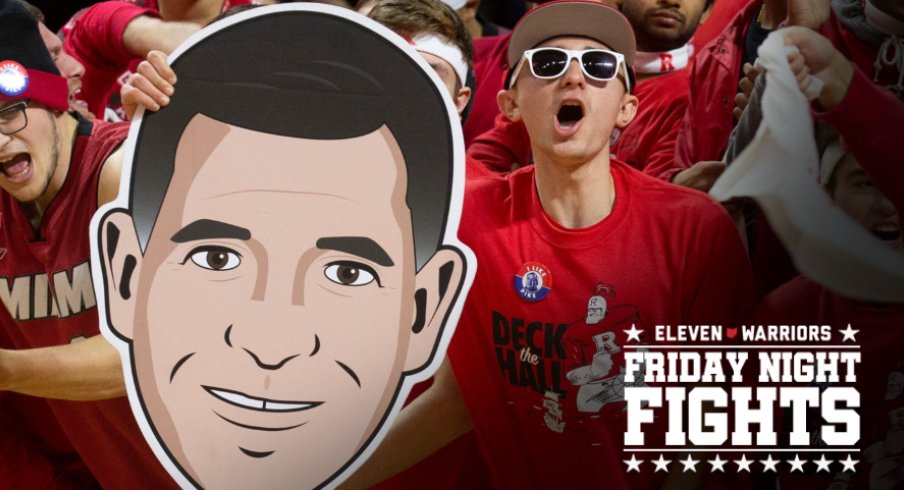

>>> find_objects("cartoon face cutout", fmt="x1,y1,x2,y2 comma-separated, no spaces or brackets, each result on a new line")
93,5,470,488
115,116,438,487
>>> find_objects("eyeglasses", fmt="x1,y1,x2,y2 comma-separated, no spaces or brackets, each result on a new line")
510,48,630,92
0,100,29,136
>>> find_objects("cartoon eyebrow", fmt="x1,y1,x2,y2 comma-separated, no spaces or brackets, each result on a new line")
171,219,252,242
316,236,394,267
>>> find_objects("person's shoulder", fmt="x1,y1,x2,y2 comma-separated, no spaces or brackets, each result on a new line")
91,119,131,141
617,160,721,212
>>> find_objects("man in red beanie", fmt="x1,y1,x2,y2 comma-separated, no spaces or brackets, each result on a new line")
0,0,174,486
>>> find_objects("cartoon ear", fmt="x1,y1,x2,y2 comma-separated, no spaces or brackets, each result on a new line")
496,88,522,122
404,247,466,373
98,209,142,342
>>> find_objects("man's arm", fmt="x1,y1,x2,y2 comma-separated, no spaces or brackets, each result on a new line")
0,335,125,401
340,359,473,489
121,15,200,59
782,26,904,212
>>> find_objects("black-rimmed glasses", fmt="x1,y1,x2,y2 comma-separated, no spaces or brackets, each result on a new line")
0,100,30,136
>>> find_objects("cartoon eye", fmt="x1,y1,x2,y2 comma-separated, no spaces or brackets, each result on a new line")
186,246,241,271
324,261,379,287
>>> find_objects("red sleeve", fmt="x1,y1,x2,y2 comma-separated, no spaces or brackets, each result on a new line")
62,1,158,117
466,112,532,174
639,90,689,182
671,60,700,174
815,67,904,214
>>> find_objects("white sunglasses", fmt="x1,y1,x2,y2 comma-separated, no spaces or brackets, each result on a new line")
509,47,630,93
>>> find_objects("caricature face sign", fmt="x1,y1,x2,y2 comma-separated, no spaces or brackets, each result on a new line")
91,5,472,488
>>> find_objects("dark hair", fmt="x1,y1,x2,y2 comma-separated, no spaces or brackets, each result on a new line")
129,7,455,270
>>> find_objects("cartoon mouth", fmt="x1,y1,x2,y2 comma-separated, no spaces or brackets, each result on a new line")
556,102,584,129
0,153,31,182
203,386,322,412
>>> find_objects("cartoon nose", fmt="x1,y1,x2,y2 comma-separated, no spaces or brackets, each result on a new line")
242,346,301,371
223,325,320,371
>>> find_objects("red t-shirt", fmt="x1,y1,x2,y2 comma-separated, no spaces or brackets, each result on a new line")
450,161,754,488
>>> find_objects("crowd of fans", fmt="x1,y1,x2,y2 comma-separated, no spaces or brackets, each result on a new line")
0,0,901,488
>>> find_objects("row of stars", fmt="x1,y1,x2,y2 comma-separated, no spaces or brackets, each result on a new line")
623,454,858,473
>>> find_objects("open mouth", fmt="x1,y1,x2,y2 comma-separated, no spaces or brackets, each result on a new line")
871,224,901,244
69,89,89,114
0,153,31,182
203,385,322,412
556,102,584,130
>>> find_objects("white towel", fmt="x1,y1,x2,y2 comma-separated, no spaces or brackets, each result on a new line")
710,30,904,303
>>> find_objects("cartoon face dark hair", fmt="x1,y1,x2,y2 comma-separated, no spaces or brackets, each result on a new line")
129,9,454,270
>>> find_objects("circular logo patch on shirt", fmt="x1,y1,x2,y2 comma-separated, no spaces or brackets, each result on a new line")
0,61,29,97
514,262,552,302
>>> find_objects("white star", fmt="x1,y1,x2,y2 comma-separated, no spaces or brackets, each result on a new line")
839,324,859,342
708,454,727,472
679,454,699,473
624,323,644,342
734,454,753,472
813,454,832,472
652,454,671,473
788,454,807,472
624,454,642,472
760,454,779,472
839,454,858,473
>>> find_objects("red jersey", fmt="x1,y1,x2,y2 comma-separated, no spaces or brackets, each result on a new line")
450,161,754,488
0,392,96,489
0,119,176,489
